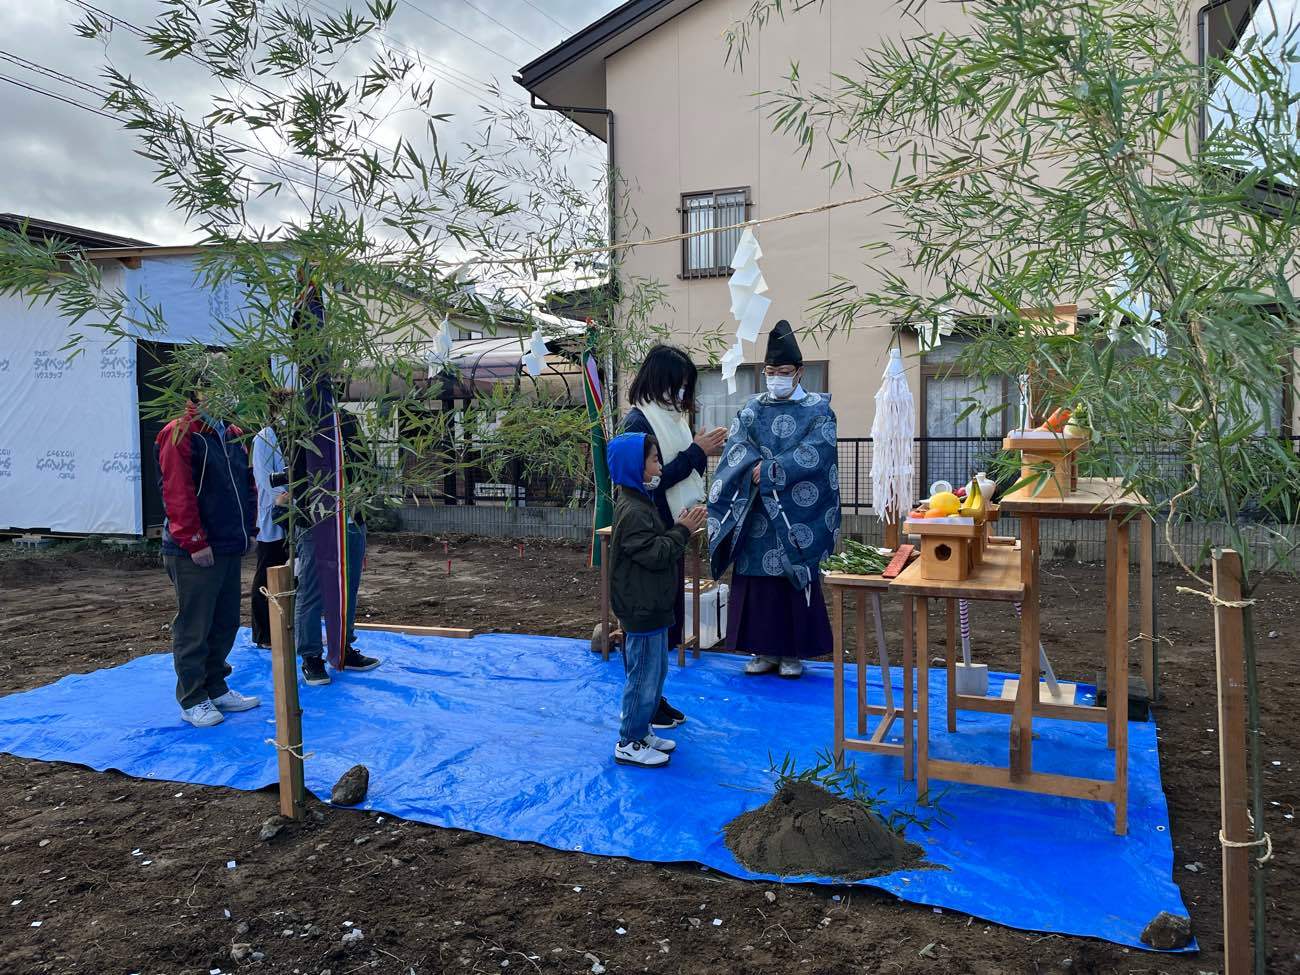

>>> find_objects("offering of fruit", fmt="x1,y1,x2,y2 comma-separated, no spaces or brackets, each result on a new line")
959,474,986,520
928,491,961,516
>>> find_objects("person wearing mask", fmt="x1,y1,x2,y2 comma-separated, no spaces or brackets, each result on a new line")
619,344,726,729
249,388,291,648
706,320,840,678
155,355,262,727
289,408,381,686
606,431,708,767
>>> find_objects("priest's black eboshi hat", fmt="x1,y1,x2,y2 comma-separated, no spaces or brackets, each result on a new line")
764,319,803,367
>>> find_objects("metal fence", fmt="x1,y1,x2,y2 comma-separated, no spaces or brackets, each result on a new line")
393,435,1300,514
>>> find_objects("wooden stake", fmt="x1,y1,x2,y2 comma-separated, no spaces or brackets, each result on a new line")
884,516,901,551
267,563,305,822
1213,549,1252,975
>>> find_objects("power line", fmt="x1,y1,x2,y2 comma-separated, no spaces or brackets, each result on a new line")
0,69,432,225
516,0,575,35
447,0,546,54
395,0,527,68
0,48,350,194
58,1,549,218
54,3,586,228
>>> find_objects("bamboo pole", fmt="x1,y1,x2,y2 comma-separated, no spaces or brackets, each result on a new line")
1212,549,1251,974
267,563,306,822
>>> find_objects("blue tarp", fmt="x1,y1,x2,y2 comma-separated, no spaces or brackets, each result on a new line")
0,631,1191,950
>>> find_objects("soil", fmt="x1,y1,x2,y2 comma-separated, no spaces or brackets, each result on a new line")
724,780,925,880
0,534,1297,974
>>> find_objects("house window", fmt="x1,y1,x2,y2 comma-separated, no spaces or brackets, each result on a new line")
695,362,828,432
681,188,751,278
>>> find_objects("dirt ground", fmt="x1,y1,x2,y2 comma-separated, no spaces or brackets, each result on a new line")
0,535,1296,975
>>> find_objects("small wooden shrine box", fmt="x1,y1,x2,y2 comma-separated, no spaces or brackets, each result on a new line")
902,519,982,581
1002,433,1090,500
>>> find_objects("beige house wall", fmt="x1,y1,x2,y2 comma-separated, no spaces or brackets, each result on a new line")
604,0,1215,440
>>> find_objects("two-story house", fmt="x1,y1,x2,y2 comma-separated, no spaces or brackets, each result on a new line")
517,0,1282,491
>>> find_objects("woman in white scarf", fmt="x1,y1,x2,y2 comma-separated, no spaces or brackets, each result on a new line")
619,345,727,728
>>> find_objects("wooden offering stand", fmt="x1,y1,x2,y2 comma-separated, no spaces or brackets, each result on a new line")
892,537,1132,835
1002,432,1090,499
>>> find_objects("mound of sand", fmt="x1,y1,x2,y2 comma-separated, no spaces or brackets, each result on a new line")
724,780,925,880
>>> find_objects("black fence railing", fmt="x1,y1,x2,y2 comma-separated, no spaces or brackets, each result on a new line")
389,436,1300,514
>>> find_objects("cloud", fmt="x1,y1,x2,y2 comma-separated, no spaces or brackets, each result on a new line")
0,0,617,244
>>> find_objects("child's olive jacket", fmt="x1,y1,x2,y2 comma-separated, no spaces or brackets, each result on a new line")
607,432,690,634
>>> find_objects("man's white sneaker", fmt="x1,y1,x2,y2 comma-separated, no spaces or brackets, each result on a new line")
744,655,779,675
181,700,224,728
614,738,670,767
779,658,804,679
211,689,261,712
643,732,676,753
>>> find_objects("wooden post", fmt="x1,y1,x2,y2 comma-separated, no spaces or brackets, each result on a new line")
916,597,929,802
1139,514,1156,700
267,563,306,822
1213,549,1252,975
1010,515,1039,779
902,595,914,782
832,584,845,770
1105,523,1118,749
855,594,868,736
1114,522,1130,836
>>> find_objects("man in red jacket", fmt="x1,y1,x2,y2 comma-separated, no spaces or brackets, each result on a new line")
156,357,262,728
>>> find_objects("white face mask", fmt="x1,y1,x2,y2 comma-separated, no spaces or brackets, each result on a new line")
675,386,687,405
643,475,662,491
766,374,796,399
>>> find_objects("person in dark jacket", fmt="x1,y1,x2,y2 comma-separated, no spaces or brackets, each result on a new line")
156,357,261,728
286,407,381,686
619,345,726,730
607,431,707,768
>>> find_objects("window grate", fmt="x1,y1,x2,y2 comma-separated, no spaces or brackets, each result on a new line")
681,188,751,278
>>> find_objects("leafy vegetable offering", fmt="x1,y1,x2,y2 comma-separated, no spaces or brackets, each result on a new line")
822,539,892,576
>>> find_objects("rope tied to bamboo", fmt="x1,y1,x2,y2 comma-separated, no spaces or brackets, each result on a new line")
1219,829,1273,865
1173,586,1256,609
264,738,314,762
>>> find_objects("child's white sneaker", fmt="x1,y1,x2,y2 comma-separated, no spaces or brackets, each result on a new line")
779,658,804,679
211,689,261,712
614,738,670,767
745,655,779,675
181,699,224,728
642,732,676,753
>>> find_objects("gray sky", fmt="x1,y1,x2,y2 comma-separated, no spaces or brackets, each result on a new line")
0,0,621,244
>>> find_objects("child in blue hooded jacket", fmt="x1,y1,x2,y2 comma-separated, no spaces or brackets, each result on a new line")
606,431,707,767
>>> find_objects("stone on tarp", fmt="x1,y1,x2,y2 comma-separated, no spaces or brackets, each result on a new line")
331,765,369,806
1140,911,1192,950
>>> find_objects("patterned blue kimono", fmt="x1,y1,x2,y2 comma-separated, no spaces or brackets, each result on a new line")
708,391,841,599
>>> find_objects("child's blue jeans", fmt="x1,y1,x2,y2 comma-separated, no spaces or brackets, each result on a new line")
618,627,669,744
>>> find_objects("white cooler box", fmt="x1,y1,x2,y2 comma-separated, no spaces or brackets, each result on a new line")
684,583,729,649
